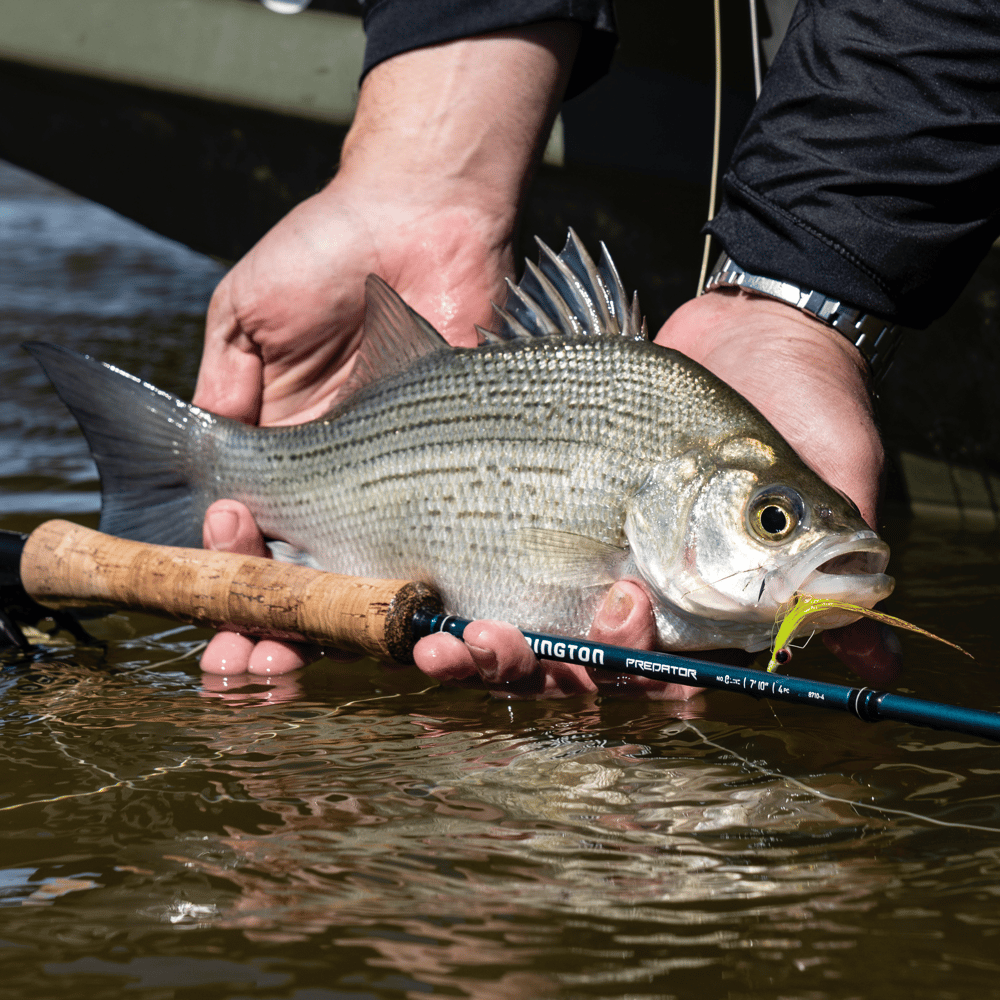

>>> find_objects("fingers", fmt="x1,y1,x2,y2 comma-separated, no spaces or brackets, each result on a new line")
587,582,704,700
203,499,269,558
413,620,592,698
199,499,320,676
412,582,705,701
412,631,481,684
199,631,259,677
192,280,265,425
588,581,657,647
822,618,903,685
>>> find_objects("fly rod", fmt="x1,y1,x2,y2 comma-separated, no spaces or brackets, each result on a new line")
412,611,1000,741
4,520,999,742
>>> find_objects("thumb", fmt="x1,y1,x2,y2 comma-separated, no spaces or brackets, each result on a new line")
202,499,269,558
588,581,658,650
192,288,264,424
586,582,705,701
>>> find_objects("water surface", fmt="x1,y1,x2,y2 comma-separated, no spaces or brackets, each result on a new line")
2,160,1000,1000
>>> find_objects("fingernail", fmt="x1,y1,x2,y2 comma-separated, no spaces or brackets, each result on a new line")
599,585,633,630
467,644,499,681
466,625,503,681
205,508,239,548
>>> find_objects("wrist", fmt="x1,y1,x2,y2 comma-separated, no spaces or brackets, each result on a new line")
668,288,872,383
704,255,901,378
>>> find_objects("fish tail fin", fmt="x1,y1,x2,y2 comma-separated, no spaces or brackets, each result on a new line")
24,343,211,548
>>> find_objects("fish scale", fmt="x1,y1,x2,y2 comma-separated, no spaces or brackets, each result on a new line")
26,230,893,652
197,336,777,634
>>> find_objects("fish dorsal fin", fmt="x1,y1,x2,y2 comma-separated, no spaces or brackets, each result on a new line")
343,274,450,396
475,324,514,346
492,228,648,343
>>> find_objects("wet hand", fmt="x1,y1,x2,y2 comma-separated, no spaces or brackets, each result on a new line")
191,185,515,674
190,23,573,428
658,289,883,524
412,581,703,701
198,500,319,676
189,24,577,675
657,289,899,685
191,180,511,427
198,500,705,696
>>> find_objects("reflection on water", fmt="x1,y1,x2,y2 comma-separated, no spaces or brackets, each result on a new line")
3,159,1000,999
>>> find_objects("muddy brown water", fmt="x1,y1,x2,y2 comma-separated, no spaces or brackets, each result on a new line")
2,160,1000,1000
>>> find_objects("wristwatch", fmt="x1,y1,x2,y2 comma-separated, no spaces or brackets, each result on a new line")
704,254,902,379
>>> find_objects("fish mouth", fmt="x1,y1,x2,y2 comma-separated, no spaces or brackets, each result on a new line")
764,530,894,609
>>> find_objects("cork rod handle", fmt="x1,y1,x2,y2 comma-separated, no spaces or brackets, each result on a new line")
20,520,441,663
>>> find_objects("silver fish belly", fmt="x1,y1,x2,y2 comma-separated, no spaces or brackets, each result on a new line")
26,231,894,653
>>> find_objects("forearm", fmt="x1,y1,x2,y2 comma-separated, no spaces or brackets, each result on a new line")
358,0,615,100
709,0,1000,326
338,22,582,229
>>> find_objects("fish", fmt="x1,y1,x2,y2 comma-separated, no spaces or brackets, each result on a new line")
25,230,893,654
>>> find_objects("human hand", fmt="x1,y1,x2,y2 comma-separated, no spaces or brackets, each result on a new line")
658,289,883,524
193,186,515,675
198,496,703,697
408,287,899,693
657,288,900,684
192,24,578,674
412,581,703,701
191,178,511,427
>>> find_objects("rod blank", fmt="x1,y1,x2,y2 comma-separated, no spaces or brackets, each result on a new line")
414,611,1000,742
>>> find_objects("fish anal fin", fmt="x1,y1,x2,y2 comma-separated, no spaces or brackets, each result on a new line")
267,540,322,568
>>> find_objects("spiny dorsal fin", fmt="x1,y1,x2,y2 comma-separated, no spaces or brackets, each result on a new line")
475,324,513,346
536,235,608,335
500,275,562,338
599,242,628,326
343,274,450,396
492,228,648,343
490,299,532,341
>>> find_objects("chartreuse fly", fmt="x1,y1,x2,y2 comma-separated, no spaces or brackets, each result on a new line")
767,595,973,673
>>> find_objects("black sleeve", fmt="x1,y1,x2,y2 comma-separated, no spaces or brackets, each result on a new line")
707,0,1000,327
358,0,617,100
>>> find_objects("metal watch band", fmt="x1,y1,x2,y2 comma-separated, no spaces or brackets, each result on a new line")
704,254,902,378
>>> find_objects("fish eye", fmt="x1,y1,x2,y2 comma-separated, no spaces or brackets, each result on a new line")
747,486,805,543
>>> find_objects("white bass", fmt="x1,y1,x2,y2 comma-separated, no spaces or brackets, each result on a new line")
26,231,893,652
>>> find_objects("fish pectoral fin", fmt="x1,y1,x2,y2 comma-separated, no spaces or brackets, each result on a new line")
338,276,452,400
511,528,626,586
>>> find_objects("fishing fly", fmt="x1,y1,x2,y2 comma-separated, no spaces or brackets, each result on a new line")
768,594,973,673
